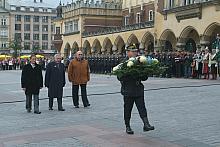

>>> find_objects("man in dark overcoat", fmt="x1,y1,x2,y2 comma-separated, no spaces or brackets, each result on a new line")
21,54,43,114
117,45,155,135
45,54,66,111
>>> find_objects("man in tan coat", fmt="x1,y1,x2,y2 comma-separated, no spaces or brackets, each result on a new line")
68,51,90,108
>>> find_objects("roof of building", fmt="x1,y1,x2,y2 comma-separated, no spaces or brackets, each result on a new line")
8,0,68,8
7,0,100,8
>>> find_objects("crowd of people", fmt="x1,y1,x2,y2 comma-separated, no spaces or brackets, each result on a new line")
1,47,220,81
0,57,50,71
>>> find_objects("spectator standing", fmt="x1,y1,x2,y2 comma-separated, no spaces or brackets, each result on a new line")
21,54,43,114
45,54,66,111
68,51,90,108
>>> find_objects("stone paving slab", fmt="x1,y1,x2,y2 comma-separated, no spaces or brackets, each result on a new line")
1,124,182,147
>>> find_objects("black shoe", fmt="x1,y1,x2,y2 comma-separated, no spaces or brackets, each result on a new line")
143,125,155,132
58,108,65,111
75,106,79,108
126,126,134,135
84,104,90,107
49,108,53,110
27,109,31,113
34,111,41,114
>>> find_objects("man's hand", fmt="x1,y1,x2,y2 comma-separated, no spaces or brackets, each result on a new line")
22,88,26,91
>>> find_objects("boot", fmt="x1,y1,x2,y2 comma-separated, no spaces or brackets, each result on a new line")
142,117,155,132
125,120,134,135
126,126,134,134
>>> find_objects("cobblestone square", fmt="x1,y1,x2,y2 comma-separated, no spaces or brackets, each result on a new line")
0,70,220,147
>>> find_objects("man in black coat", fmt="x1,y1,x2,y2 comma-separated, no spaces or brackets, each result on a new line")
21,54,43,114
117,45,154,135
45,54,66,111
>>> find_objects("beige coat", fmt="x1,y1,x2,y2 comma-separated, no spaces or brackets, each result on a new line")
68,59,90,85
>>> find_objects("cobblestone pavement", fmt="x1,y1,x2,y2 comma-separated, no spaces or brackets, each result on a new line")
0,70,220,147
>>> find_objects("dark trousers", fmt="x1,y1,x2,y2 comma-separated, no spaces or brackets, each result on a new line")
72,84,89,107
49,97,63,110
26,94,39,112
123,96,147,126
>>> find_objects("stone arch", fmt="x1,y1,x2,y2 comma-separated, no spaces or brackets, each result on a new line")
127,34,139,48
64,43,71,58
179,26,200,52
102,37,113,55
72,42,79,55
141,32,154,53
83,40,91,56
159,29,177,52
91,39,102,55
114,35,125,55
203,22,220,50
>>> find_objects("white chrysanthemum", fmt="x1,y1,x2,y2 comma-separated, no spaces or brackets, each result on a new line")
152,58,159,64
112,63,123,72
112,66,119,72
129,57,135,61
139,56,147,63
127,61,134,67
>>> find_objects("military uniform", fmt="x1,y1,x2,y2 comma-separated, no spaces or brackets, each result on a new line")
117,45,154,134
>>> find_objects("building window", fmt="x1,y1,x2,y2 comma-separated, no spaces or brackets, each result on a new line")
0,30,7,37
16,7,20,11
1,42,7,48
33,16,39,22
15,24,21,30
149,10,154,21
33,34,39,40
24,42,30,50
124,16,129,26
42,34,48,40
42,25,48,32
42,42,48,50
24,15,31,22
34,8,39,12
1,18,6,26
183,0,194,5
74,21,78,31
24,33,30,40
65,22,68,33
24,24,30,31
65,21,74,33
136,13,140,24
56,27,60,34
33,25,39,31
14,33,21,40
43,9,48,12
42,16,48,23
15,15,21,21
33,42,40,49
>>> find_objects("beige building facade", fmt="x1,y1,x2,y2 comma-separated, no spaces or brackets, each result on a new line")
0,0,10,53
0,0,58,54
156,0,220,52
9,0,57,54
54,0,220,58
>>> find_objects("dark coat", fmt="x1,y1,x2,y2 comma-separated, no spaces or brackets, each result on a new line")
21,63,43,95
45,61,66,98
118,75,147,97
117,57,148,97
